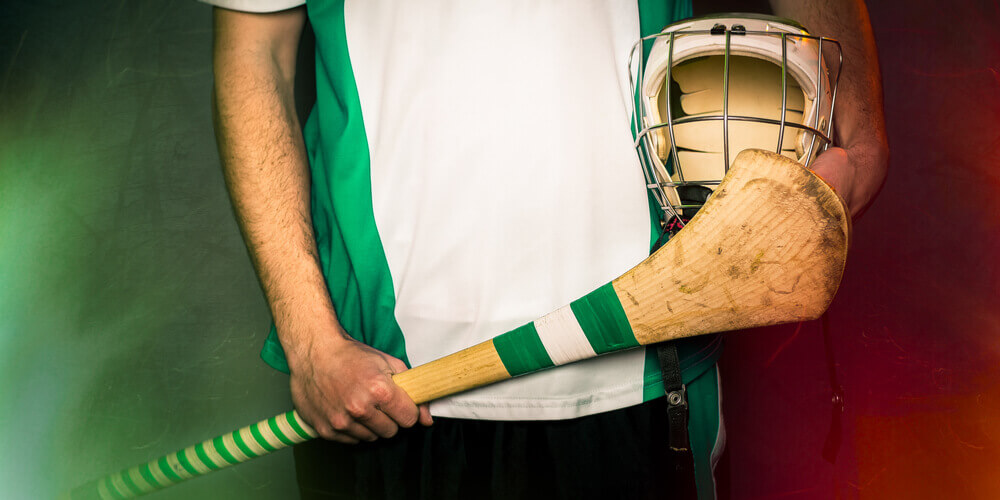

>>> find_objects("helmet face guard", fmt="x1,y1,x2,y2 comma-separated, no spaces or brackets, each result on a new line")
629,14,843,228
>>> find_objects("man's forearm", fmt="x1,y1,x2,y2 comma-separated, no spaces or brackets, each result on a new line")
772,0,890,218
212,8,428,443
212,7,348,370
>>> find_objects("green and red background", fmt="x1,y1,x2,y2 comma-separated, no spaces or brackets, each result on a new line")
1,0,998,498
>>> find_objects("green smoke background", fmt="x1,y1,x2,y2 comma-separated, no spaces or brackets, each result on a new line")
1,1,296,498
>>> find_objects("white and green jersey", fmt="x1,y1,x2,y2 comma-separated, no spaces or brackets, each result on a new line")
207,0,721,420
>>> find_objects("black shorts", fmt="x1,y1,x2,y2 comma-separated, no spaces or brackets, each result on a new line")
294,366,722,500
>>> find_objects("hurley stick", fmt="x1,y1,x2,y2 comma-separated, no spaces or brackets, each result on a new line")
68,149,850,499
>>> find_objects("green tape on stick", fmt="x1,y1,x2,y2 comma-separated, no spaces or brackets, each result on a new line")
250,422,277,452
492,323,554,376
137,464,162,489
211,436,240,465
175,448,199,477
267,416,296,446
286,411,314,441
157,455,183,483
108,472,130,499
118,469,142,497
101,476,122,500
232,430,258,459
193,442,219,470
571,282,639,354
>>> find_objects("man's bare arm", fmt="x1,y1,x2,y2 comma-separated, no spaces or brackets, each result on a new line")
772,0,890,219
211,6,430,444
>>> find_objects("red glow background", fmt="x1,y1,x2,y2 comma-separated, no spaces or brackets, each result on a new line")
718,1,1000,498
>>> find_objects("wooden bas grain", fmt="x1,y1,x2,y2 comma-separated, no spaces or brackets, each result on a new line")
615,149,851,345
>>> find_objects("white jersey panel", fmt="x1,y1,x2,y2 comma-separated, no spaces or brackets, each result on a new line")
344,0,652,420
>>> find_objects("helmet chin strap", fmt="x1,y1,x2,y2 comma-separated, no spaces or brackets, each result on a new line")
654,184,714,249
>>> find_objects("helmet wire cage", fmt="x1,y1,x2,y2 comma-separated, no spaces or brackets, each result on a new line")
629,15,844,233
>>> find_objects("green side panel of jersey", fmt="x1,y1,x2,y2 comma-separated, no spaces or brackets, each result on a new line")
635,0,724,401
260,0,410,373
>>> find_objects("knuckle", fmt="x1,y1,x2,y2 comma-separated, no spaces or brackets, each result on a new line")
345,401,372,419
329,414,351,431
387,358,407,373
368,381,394,404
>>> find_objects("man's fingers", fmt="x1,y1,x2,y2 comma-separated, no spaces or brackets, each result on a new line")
319,427,362,445
418,405,433,426
355,408,401,438
809,147,848,185
384,355,409,375
379,355,423,428
328,433,360,445
359,358,420,429
339,378,409,437
302,412,369,444
811,147,847,171
328,413,380,442
371,379,420,428
314,423,361,444
808,147,858,216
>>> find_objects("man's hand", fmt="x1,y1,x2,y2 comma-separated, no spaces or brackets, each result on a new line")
289,328,433,444
809,143,887,219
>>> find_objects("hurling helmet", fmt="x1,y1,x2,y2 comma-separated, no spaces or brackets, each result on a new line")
630,13,842,229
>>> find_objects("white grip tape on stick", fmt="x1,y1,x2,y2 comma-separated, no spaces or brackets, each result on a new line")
533,304,598,366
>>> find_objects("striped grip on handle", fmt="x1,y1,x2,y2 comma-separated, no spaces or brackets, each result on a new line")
69,411,316,500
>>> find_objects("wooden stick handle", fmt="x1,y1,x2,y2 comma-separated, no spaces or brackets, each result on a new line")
391,339,511,404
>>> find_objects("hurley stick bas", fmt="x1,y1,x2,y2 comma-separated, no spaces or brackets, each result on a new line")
68,149,850,500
